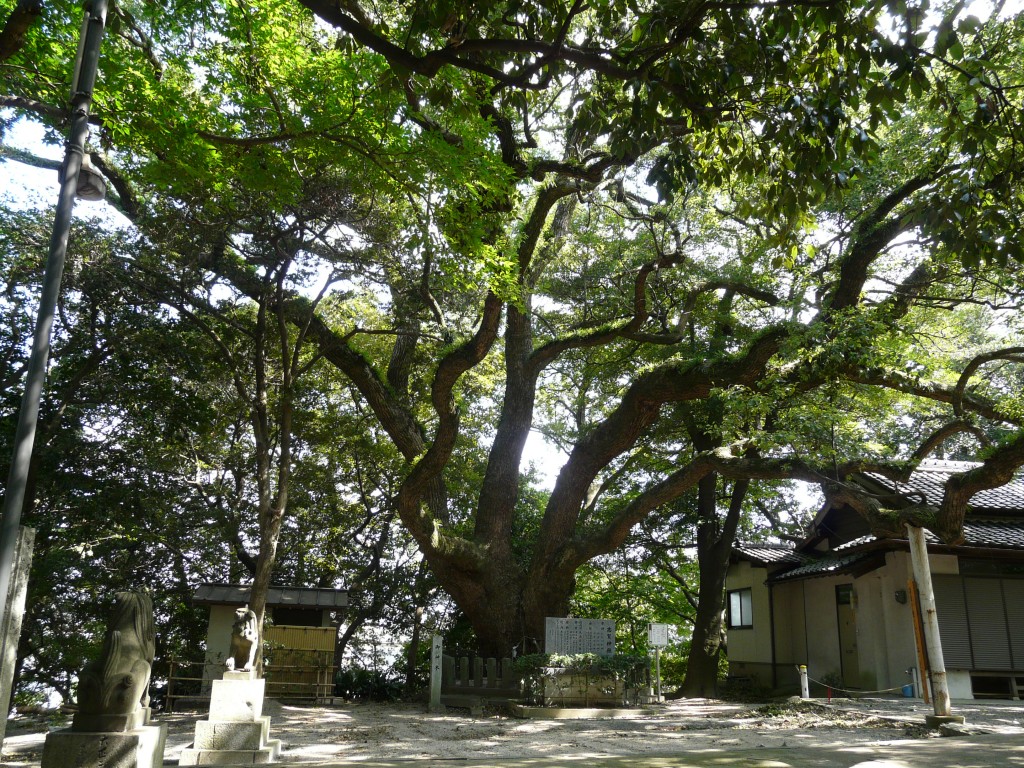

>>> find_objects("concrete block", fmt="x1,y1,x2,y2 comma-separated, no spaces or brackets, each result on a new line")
199,749,258,764
266,739,282,760
210,677,265,721
180,745,278,766
223,669,256,682
194,718,270,750
41,723,167,768
72,707,149,733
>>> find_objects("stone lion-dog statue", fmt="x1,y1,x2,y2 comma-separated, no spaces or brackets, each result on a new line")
73,591,155,732
226,606,259,671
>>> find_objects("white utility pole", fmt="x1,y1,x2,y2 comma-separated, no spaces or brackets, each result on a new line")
906,524,965,727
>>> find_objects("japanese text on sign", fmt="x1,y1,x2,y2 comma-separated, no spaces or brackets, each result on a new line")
545,617,616,657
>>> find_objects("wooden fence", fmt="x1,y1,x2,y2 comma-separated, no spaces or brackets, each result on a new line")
166,654,336,711
439,655,521,711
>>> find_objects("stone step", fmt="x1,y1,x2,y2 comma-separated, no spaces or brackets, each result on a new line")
178,745,278,766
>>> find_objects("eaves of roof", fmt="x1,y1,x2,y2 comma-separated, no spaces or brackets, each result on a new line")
732,543,813,566
861,460,1024,512
193,583,349,609
831,519,1024,554
768,551,886,583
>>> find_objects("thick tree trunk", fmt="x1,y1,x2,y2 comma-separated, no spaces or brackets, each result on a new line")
680,474,748,697
680,529,728,697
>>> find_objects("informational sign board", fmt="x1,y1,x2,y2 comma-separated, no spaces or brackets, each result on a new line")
545,617,616,657
648,622,670,648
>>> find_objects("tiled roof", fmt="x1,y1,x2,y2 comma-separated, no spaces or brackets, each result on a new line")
832,535,877,552
770,552,876,582
864,459,1024,511
964,519,1024,548
193,583,348,609
832,520,1024,553
733,543,812,565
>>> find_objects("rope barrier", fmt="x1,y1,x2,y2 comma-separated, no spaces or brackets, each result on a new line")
804,673,909,696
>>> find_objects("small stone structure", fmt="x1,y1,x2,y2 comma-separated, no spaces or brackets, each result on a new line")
440,655,522,713
181,620,282,767
180,670,281,765
191,583,346,698
41,592,167,768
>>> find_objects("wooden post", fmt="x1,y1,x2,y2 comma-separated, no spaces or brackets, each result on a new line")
167,655,176,713
428,635,443,713
907,578,931,704
906,524,964,726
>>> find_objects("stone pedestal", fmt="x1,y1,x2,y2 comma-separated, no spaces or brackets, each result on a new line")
180,670,281,765
41,710,167,768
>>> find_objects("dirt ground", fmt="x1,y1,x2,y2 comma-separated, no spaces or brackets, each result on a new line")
4,697,1024,766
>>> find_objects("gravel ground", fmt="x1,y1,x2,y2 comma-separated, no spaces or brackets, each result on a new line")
3,696,1023,765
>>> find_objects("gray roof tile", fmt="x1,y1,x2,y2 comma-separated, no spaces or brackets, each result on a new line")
733,544,812,564
830,520,1024,552
770,552,875,581
193,583,348,609
865,459,1024,511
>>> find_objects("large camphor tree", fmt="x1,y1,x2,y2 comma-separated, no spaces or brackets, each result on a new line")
3,0,1024,696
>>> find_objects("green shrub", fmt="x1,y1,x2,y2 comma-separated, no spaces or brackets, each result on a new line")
334,666,403,701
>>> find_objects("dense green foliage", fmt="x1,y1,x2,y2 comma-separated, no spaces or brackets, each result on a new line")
2,0,1024,702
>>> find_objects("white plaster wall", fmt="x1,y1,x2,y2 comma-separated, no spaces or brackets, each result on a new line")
855,573,887,691
202,604,237,686
828,553,961,695
888,550,972,696
947,671,974,699
725,561,773,666
801,578,842,683
772,582,807,666
871,553,916,691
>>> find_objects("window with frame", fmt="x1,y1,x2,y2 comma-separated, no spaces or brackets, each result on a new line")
728,588,753,628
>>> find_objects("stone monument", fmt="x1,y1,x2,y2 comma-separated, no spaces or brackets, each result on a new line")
180,605,281,766
41,591,167,768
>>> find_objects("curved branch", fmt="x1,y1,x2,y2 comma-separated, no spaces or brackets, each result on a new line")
88,151,142,221
849,369,1016,425
534,323,793,570
201,247,428,461
953,346,1024,417
827,169,945,313
936,432,1024,542
529,251,687,372
573,451,898,563
911,420,992,460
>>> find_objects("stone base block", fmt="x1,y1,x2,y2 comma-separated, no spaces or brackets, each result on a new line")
179,738,281,766
210,677,265,721
194,718,271,750
926,713,967,728
41,723,167,768
72,707,151,733
223,669,256,681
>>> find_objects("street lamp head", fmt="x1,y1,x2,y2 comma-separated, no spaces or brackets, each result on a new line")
75,155,106,201
58,153,107,201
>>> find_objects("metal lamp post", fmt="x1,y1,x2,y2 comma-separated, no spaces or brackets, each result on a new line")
0,0,108,730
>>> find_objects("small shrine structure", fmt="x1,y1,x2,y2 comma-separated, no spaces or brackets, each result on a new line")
192,583,348,701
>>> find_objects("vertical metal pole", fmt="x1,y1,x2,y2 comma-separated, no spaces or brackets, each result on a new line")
0,0,108,709
799,664,809,698
654,646,662,702
906,524,962,725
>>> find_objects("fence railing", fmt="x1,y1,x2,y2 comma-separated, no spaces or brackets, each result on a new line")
166,656,337,712
441,655,522,701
